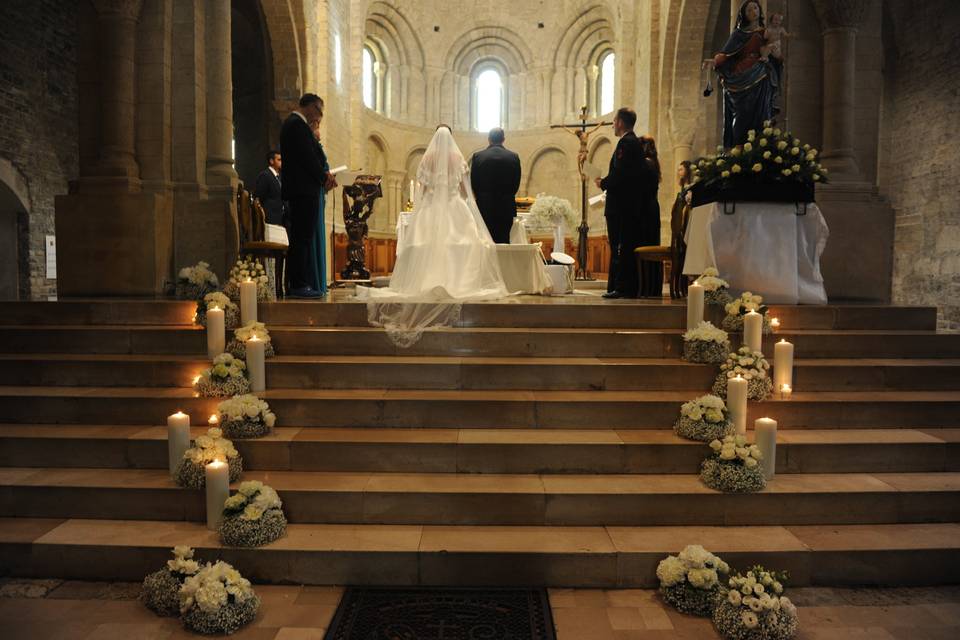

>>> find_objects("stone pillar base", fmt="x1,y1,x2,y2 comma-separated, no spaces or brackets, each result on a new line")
54,192,173,297
173,196,239,285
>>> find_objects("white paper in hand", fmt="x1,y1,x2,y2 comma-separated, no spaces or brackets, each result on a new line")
588,192,606,207
329,165,349,175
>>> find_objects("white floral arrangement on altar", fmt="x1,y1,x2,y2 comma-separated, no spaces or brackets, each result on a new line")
226,322,275,360
176,262,219,301
701,435,766,493
179,560,260,635
675,394,735,442
195,353,251,398
722,292,773,333
195,291,240,330
219,480,287,547
217,394,276,439
527,194,578,233
713,566,798,640
141,546,201,617
223,255,273,302
699,268,732,306
713,346,773,401
174,427,242,489
657,544,731,616
683,321,731,364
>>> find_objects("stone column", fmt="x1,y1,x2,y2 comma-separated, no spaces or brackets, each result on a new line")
813,0,870,180
205,0,237,190
91,0,143,181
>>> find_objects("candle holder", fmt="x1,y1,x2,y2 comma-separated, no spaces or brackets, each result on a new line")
770,317,781,331
780,383,792,400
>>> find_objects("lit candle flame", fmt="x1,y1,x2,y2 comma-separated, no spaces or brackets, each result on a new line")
192,375,201,385
208,414,219,425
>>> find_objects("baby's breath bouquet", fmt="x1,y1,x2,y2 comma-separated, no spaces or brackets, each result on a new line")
223,255,273,302
179,560,260,635
721,292,772,334
675,394,734,442
219,480,287,547
176,262,219,301
713,346,772,400
683,321,731,364
657,544,731,616
194,353,251,398
141,546,201,617
698,267,732,306
195,291,240,330
528,194,578,231
226,322,275,360
713,566,798,640
174,427,242,489
701,434,766,493
217,394,276,439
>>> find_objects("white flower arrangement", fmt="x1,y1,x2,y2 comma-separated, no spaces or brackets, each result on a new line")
219,480,287,547
194,353,251,398
176,261,219,300
217,394,276,439
223,254,273,302
657,545,731,616
195,291,240,330
701,435,766,493
527,194,578,231
141,546,201,617
675,394,735,442
713,346,773,401
179,560,260,635
722,292,773,333
713,566,798,640
174,427,242,489
226,322,276,360
699,267,733,306
683,321,731,364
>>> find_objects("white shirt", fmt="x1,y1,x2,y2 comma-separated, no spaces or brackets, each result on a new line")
268,166,279,179
292,111,309,125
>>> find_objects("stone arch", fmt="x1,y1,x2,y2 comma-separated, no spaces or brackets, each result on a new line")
404,146,427,192
0,157,31,300
553,5,617,118
365,1,426,122
233,0,274,186
524,146,575,204
258,0,304,106
448,25,533,76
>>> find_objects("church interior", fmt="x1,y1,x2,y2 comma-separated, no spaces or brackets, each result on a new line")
1,0,960,638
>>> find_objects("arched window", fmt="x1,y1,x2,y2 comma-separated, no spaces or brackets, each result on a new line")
474,67,504,132
598,51,615,115
362,41,386,113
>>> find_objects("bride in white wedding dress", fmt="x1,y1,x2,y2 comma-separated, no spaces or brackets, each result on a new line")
355,126,511,345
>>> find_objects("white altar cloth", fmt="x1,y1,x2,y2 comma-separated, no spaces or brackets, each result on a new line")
683,202,829,304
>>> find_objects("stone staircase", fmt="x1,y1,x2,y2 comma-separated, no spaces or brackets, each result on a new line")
1,298,959,588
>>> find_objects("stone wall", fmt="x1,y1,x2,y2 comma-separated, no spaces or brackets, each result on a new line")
0,0,78,300
879,0,960,329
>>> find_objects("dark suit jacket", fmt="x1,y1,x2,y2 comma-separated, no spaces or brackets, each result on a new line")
279,113,328,200
253,169,285,226
600,131,644,221
470,144,522,225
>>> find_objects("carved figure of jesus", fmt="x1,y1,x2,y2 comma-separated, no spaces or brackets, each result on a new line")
761,13,789,61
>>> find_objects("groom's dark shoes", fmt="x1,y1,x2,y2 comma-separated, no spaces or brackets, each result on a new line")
602,290,627,299
288,287,323,299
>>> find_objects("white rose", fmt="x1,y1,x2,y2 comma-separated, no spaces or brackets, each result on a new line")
745,457,759,468
709,440,723,452
728,590,742,606
741,611,759,629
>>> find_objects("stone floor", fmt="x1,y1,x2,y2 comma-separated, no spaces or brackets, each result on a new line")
1,579,959,639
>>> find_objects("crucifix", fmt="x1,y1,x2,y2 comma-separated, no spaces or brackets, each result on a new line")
551,106,613,280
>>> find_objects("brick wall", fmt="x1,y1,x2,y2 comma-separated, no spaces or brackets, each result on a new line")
0,0,79,300
879,0,960,330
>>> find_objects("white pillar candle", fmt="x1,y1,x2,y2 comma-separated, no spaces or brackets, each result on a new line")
755,417,778,480
167,411,191,475
246,335,266,392
409,179,415,202
239,279,257,326
687,282,704,331
744,310,763,353
206,306,225,359
205,458,230,531
773,339,795,392
728,374,748,435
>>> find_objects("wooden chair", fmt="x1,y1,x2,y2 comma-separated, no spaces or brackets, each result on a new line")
634,189,691,299
236,184,288,298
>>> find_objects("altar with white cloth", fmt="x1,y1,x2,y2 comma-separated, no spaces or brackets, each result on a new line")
396,212,552,295
683,202,830,304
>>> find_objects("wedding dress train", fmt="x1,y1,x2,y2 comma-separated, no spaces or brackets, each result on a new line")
355,127,510,346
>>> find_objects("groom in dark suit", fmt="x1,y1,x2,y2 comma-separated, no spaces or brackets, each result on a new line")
279,93,335,298
470,128,521,244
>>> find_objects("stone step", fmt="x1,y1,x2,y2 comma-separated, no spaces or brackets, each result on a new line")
2,467,958,526
1,354,959,391
0,300,939,330
0,387,958,428
3,518,957,587
3,325,959,359
1,426,956,475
